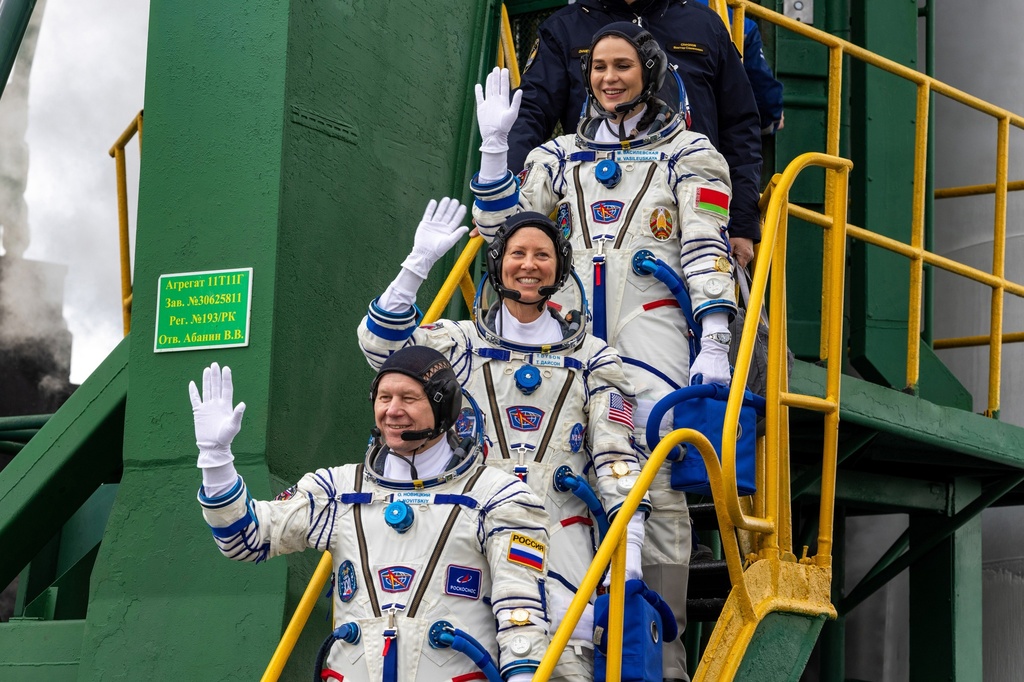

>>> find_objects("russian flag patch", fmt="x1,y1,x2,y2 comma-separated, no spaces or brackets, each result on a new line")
507,533,546,572
695,186,729,218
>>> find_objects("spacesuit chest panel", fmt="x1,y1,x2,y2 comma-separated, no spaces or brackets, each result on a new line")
472,360,589,513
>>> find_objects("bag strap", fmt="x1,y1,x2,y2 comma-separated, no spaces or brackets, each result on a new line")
737,266,769,329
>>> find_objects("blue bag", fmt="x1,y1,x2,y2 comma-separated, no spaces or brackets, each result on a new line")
668,383,765,496
593,579,677,682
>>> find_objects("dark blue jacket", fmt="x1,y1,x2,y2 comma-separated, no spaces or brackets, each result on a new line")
693,0,784,133
507,0,763,241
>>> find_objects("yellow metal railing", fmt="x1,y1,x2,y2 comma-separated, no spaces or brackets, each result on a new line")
109,110,143,336
721,0,1024,416
536,153,852,680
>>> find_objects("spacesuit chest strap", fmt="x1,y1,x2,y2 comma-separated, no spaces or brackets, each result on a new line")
406,465,488,617
351,464,382,618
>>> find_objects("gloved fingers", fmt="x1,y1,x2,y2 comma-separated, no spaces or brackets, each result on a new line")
421,197,439,224
229,402,246,433
222,365,234,406
498,67,510,98
434,196,457,225
508,88,523,119
202,365,212,403
440,226,470,252
210,362,222,401
689,372,704,386
486,66,502,99
445,201,467,229
188,380,202,411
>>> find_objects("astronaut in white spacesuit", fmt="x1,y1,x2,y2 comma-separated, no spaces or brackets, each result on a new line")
468,23,739,681
190,347,550,682
358,198,650,681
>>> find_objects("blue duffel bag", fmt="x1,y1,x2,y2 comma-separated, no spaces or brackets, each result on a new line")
645,383,765,497
593,579,677,682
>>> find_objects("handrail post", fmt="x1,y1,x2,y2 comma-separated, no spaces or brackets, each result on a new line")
987,116,1010,417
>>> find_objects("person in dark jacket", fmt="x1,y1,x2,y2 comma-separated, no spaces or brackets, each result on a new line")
692,0,784,135
508,0,762,269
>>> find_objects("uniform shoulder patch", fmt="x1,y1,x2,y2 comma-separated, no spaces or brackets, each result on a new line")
507,533,546,572
445,564,482,600
694,186,729,218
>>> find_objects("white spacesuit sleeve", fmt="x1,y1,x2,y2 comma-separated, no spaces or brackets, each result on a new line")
470,138,566,242
670,135,739,321
357,313,468,381
479,476,551,678
198,467,352,563
583,342,652,520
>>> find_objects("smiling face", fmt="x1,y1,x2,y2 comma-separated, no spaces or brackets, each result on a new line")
589,35,644,120
373,373,439,456
500,226,558,320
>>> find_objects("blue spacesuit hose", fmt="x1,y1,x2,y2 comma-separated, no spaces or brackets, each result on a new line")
593,255,607,341
636,257,701,360
554,466,610,540
451,630,503,682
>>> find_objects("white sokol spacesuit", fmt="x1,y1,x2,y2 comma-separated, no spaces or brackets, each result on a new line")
358,208,650,682
191,350,550,682
470,23,740,681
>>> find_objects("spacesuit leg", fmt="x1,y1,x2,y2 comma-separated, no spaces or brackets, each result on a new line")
547,520,596,682
641,467,690,682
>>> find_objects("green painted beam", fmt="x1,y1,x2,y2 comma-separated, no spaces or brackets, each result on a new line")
0,336,128,591
793,466,950,513
840,475,1020,616
790,360,1024,469
735,612,828,681
0,619,84,680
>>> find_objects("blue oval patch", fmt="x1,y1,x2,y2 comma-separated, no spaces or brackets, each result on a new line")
569,423,585,452
455,407,476,439
557,203,572,239
339,560,358,602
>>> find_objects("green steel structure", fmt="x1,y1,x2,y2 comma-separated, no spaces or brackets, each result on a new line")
1,0,1023,680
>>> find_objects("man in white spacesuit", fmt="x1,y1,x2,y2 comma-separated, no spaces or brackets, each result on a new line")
190,348,550,682
468,23,739,681
358,198,650,681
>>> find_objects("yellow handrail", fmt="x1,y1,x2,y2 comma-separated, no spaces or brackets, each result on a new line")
108,110,143,336
724,0,1024,415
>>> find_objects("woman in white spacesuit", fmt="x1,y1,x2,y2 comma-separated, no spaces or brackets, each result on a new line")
190,347,549,682
468,22,740,682
357,199,649,682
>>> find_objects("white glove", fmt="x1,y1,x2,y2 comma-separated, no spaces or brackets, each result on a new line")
399,197,469,279
689,311,732,385
548,590,595,641
475,67,522,153
604,514,645,586
189,362,246,469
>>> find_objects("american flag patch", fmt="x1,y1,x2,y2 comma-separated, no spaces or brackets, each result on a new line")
607,393,635,430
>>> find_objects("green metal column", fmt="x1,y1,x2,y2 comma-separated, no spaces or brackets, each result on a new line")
72,1,496,680
909,477,983,682
847,0,969,409
773,0,850,359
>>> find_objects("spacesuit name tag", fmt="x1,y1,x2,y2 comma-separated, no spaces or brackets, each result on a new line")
392,491,432,506
533,353,566,368
614,150,664,162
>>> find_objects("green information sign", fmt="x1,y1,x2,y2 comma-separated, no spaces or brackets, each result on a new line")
154,267,253,352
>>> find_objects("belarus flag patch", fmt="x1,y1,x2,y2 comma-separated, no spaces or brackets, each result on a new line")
507,533,546,571
695,186,729,218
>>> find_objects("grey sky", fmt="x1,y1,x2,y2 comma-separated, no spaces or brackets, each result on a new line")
21,0,149,383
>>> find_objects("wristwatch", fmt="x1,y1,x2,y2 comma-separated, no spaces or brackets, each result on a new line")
705,331,732,346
